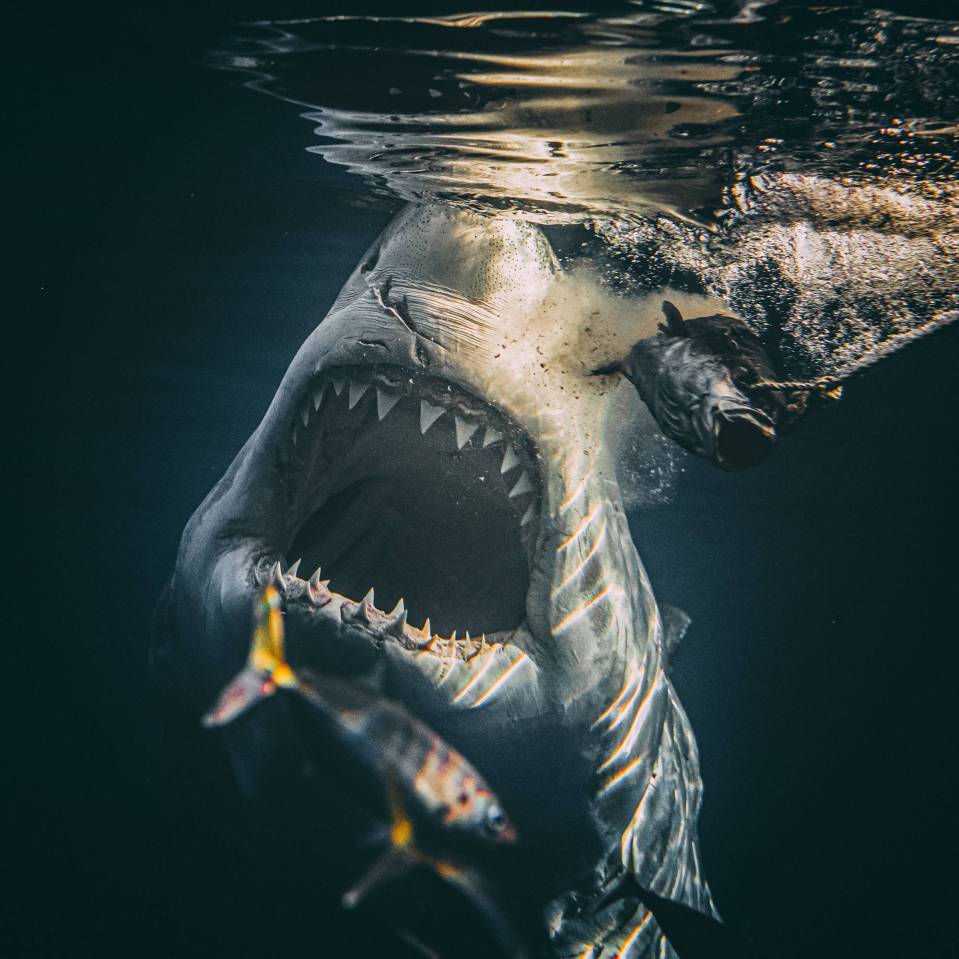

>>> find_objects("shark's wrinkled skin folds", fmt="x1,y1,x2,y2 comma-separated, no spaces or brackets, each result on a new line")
159,204,717,957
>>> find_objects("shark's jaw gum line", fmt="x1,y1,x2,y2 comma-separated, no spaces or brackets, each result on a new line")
267,365,542,653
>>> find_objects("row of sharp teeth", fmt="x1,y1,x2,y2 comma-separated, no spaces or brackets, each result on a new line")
264,559,501,661
293,376,537,527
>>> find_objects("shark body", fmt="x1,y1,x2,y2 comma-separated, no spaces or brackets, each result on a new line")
156,203,722,956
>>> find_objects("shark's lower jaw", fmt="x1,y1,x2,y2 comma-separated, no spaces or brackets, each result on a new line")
268,365,543,655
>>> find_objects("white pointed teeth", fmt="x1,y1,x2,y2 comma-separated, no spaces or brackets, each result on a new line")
287,558,302,579
520,502,536,526
422,617,432,638
312,384,326,411
309,568,323,589
509,471,533,498
482,427,503,448
500,445,521,474
348,380,370,410
331,378,345,396
377,388,401,421
270,562,285,590
454,416,479,450
386,599,407,637
343,587,377,625
420,401,446,434
300,404,311,427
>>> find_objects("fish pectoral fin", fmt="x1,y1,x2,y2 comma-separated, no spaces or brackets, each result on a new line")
661,604,692,656
201,666,275,728
385,770,416,852
341,849,415,910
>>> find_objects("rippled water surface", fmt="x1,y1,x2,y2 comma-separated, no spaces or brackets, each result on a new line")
19,3,959,958
209,0,958,412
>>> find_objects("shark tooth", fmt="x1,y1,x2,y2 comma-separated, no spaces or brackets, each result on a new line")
348,380,370,410
292,424,299,446
466,634,487,661
420,401,446,434
483,428,503,448
312,384,326,411
300,404,311,428
332,378,345,396
309,568,323,590
520,502,536,526
454,416,479,449
422,617,432,639
509,471,533,498
270,562,285,590
377,388,401,421
500,446,521,474
287,558,302,579
387,610,408,638
388,598,405,617
360,588,375,612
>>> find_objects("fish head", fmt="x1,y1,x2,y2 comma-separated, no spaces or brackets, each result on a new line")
624,308,780,470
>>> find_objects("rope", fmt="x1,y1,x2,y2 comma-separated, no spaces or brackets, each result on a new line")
753,308,959,394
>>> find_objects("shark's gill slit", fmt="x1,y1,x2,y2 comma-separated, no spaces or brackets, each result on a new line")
285,368,539,638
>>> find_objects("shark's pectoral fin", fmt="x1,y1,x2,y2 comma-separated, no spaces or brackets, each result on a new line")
661,605,692,656
595,873,766,959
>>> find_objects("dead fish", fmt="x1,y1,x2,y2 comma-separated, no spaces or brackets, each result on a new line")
596,872,767,959
594,301,788,470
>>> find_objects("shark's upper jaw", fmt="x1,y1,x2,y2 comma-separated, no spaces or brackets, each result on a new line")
271,363,543,651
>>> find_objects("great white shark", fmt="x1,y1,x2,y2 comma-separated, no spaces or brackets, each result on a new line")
156,203,739,957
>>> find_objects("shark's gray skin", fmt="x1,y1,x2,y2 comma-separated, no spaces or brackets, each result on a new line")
157,204,721,957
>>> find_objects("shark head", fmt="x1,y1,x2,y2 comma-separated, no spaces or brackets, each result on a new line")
161,204,716,946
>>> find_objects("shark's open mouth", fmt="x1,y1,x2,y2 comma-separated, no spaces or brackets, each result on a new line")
274,366,542,647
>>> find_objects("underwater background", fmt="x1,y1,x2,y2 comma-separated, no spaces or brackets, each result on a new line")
11,1,959,956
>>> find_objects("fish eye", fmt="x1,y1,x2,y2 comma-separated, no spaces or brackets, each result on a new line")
485,805,506,833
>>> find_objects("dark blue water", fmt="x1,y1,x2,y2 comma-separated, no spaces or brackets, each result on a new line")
12,2,959,957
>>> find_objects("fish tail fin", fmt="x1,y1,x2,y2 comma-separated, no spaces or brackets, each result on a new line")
202,584,295,728
202,665,277,727
249,583,288,673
